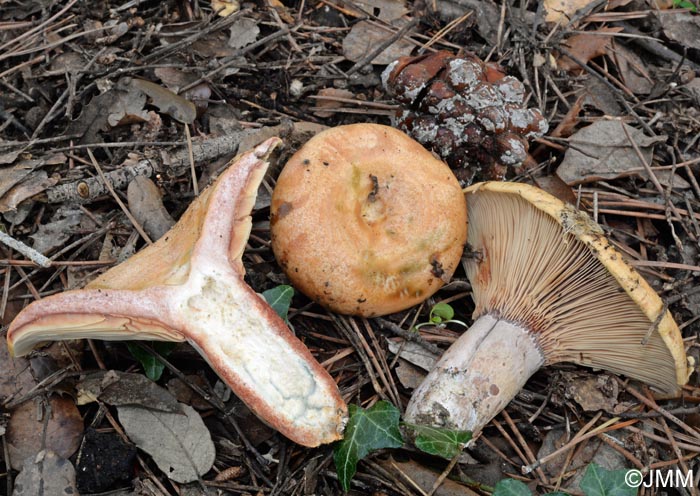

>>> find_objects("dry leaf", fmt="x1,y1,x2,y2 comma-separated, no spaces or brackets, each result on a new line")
0,336,36,402
0,153,65,199
556,120,675,185
395,359,426,389
13,450,77,496
127,176,175,241
561,372,619,412
211,0,240,16
342,20,414,64
129,78,197,124
386,338,438,371
544,0,598,23
607,42,654,95
77,370,181,413
534,175,577,205
557,27,623,73
228,17,259,49
30,207,84,254
312,88,355,118
66,82,148,142
0,170,58,213
657,10,700,51
380,458,480,496
353,0,408,21
6,396,83,470
117,403,215,483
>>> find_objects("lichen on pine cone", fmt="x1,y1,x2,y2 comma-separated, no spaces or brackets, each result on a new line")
381,51,548,182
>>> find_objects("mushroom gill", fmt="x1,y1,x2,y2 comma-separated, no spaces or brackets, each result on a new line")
405,182,691,434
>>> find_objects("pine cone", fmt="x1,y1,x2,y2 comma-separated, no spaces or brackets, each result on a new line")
382,51,548,182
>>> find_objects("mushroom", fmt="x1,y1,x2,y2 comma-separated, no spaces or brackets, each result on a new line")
7,138,348,447
405,181,692,434
270,123,467,317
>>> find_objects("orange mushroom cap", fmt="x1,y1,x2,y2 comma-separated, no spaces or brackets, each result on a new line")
270,123,467,317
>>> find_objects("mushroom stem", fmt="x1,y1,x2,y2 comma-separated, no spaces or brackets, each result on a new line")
404,314,544,434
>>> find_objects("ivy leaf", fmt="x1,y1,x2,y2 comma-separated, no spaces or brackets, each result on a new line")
127,342,178,381
262,285,294,321
405,423,471,459
579,463,637,496
493,479,532,496
430,302,454,323
333,401,403,491
673,0,697,12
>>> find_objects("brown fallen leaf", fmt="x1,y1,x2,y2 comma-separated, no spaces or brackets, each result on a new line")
342,20,414,65
0,170,58,213
607,41,654,95
379,458,480,496
312,88,355,118
212,0,240,16
544,0,598,23
0,336,36,403
13,450,78,496
0,153,66,200
129,78,197,124
561,371,619,412
76,370,182,413
127,176,176,241
556,120,690,188
352,0,408,21
6,396,83,470
557,27,623,73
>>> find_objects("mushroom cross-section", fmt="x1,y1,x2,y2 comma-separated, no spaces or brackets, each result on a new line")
7,138,348,447
405,181,692,434
270,123,467,317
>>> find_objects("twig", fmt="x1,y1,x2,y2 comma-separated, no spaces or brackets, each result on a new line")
0,231,51,268
375,318,443,355
87,149,153,245
184,123,199,196
618,380,700,442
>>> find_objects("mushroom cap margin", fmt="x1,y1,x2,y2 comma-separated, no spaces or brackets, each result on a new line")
464,181,692,387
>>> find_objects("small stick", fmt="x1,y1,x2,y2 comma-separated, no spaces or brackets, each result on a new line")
87,149,153,245
618,380,700,442
641,301,668,345
184,123,199,197
0,231,51,268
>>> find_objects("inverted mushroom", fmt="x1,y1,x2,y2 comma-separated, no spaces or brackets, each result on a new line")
7,138,348,447
270,123,467,317
405,181,692,434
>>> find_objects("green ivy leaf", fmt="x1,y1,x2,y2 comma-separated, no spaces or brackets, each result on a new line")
405,423,471,459
262,285,294,321
579,463,637,496
673,0,697,12
333,401,403,491
493,479,533,496
126,342,178,381
430,302,454,323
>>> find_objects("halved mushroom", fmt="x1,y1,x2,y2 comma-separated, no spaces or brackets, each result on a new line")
405,181,693,434
7,138,348,447
270,123,467,317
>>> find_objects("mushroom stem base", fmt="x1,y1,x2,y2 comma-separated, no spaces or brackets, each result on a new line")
405,314,543,434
